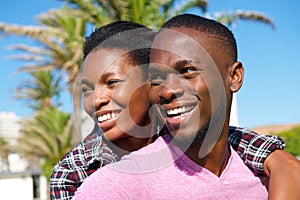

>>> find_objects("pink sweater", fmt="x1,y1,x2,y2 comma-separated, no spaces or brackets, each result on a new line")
74,135,268,199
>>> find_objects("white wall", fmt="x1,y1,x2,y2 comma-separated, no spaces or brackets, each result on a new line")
0,176,33,200
230,93,239,126
0,172,48,200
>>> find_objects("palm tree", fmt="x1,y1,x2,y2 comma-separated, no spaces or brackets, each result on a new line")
63,0,274,29
61,0,208,29
0,136,10,172
0,6,86,86
1,6,87,140
17,107,74,180
15,70,64,111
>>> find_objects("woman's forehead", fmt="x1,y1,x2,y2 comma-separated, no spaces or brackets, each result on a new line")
84,49,135,68
82,49,140,81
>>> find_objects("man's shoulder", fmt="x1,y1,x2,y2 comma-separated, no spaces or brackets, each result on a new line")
102,136,174,174
226,145,260,178
127,135,168,155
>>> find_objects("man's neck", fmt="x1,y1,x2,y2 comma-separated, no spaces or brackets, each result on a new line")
184,130,231,177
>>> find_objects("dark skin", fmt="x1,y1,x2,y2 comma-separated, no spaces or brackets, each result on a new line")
149,27,244,176
264,150,300,200
81,49,152,155
81,24,300,199
149,27,300,198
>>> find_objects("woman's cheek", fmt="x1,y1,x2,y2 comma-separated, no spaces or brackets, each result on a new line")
149,87,160,105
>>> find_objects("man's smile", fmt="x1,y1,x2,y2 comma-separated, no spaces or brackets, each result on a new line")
166,105,196,117
160,102,198,128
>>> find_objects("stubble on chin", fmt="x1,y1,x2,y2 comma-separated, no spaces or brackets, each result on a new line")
170,121,210,151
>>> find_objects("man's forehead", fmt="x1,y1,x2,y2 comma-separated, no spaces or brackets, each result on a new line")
153,28,199,47
152,28,210,58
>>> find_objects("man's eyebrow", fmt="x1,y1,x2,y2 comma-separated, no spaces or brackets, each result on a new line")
175,60,192,69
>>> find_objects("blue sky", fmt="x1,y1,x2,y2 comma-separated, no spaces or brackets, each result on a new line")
0,0,299,128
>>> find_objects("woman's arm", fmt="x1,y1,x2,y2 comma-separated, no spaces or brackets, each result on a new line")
264,150,300,200
228,126,285,174
50,128,119,200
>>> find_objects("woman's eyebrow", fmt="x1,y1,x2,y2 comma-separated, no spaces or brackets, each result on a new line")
148,66,161,75
81,79,94,88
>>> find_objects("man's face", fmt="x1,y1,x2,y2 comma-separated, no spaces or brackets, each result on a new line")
149,28,228,147
81,49,151,152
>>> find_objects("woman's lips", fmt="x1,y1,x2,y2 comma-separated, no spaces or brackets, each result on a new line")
96,110,121,131
97,112,118,123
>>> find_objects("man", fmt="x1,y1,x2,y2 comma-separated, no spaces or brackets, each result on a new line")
74,14,300,199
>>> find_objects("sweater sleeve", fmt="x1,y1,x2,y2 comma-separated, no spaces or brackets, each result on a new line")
228,126,285,175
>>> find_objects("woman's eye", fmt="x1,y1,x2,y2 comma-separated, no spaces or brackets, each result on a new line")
82,87,93,94
150,75,164,86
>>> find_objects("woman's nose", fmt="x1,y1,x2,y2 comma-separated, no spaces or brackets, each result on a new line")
93,87,111,110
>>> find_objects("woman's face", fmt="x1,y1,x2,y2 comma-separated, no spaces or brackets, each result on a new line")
81,49,151,152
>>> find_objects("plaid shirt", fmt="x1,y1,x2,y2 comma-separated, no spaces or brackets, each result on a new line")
50,128,119,200
50,126,285,200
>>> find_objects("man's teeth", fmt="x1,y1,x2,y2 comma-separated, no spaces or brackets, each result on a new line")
166,106,193,116
98,112,117,122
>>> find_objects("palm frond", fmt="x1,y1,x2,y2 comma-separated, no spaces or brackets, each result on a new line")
215,10,275,29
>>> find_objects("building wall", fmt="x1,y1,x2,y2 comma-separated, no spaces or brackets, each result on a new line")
0,113,48,199
0,172,47,200
230,93,239,126
0,112,28,172
0,112,21,145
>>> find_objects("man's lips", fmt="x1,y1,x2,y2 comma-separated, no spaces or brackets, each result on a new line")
166,105,196,117
162,103,197,127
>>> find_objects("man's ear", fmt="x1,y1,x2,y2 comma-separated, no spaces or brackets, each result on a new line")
229,61,244,92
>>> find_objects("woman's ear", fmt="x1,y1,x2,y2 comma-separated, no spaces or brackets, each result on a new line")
229,61,244,92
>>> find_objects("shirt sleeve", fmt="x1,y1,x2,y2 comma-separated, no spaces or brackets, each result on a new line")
228,126,285,175
50,129,119,200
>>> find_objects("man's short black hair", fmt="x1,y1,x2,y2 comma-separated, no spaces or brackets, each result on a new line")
160,14,238,62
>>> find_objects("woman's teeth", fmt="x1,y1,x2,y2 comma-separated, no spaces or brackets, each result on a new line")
98,112,118,123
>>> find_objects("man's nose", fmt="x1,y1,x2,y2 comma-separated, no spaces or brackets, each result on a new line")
160,73,184,103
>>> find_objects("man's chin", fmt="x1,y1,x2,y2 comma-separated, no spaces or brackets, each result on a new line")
169,123,209,151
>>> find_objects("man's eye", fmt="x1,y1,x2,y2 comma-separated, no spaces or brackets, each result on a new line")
107,79,123,87
181,67,199,74
181,67,201,78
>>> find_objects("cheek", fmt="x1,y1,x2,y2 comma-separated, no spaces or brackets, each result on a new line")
129,86,150,119
192,80,212,115
149,87,160,105
83,95,93,117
